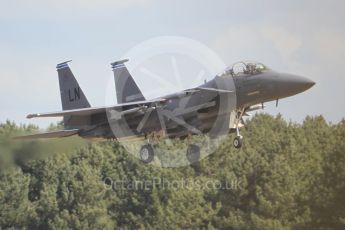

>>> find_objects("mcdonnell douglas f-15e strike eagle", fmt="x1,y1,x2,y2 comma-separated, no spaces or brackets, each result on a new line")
17,60,315,163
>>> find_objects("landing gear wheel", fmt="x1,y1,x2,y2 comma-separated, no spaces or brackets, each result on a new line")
233,136,243,149
139,144,154,163
186,144,200,163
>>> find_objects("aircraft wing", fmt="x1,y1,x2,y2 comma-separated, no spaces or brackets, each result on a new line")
14,129,79,140
27,98,166,119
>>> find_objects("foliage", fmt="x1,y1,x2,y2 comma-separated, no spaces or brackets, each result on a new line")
0,114,344,229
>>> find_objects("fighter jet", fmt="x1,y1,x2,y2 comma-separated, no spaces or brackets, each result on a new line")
17,60,315,163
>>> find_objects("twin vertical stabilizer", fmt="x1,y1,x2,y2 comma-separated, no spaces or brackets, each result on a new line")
111,59,145,103
56,61,91,110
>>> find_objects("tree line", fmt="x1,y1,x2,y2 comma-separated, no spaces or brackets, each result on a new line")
0,113,344,229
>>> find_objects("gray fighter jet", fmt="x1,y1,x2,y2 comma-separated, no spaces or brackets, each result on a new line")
17,60,315,163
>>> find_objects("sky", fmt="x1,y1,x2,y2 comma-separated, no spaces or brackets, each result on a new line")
1,0,345,127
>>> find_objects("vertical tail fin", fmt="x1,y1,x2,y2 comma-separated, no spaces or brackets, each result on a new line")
111,59,146,103
56,61,91,110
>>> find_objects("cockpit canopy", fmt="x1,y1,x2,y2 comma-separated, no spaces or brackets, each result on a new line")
220,61,269,77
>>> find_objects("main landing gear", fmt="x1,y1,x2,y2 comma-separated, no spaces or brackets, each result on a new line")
138,132,202,164
139,143,201,164
139,144,155,163
139,133,157,164
139,143,201,163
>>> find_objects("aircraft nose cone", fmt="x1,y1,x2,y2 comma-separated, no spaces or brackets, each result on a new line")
277,73,315,97
294,75,315,90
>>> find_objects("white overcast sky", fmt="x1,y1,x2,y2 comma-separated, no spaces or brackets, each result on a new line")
0,0,344,127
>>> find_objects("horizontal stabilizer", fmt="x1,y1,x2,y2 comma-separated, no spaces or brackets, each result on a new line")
14,129,79,140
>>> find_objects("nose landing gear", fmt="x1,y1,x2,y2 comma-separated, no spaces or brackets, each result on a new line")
233,133,243,149
233,108,244,149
